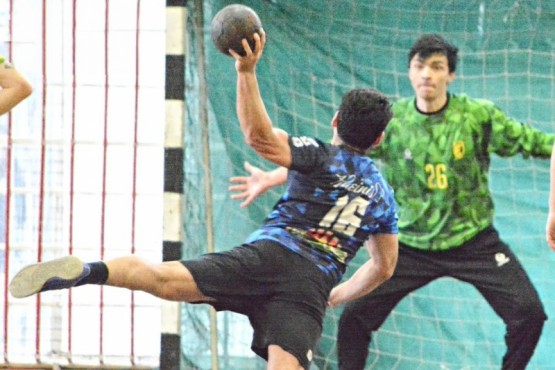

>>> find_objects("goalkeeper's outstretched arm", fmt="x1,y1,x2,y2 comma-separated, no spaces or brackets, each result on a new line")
229,162,287,207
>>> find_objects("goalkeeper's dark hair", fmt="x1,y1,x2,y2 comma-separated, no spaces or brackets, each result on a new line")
337,88,393,152
409,33,459,73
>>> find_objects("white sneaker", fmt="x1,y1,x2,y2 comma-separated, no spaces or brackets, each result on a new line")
9,256,89,298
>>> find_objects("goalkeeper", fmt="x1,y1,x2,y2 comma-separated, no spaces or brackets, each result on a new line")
229,34,555,370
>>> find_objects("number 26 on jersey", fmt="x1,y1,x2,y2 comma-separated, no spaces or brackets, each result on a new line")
425,163,448,189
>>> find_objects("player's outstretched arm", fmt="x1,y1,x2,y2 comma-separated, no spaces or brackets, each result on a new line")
0,57,32,115
229,161,288,208
546,142,555,251
230,30,292,168
327,234,398,308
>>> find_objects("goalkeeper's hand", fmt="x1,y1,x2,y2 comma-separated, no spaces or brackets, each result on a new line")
229,161,277,208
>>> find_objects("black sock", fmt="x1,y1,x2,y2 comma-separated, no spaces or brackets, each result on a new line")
75,261,109,286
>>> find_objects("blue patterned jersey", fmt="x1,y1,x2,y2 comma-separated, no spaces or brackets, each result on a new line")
246,136,398,282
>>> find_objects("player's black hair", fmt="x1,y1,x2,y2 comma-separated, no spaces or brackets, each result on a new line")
408,33,459,72
337,88,393,152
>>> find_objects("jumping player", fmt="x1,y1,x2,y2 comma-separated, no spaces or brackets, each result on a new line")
9,31,398,370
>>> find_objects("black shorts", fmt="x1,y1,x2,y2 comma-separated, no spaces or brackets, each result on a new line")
181,239,335,369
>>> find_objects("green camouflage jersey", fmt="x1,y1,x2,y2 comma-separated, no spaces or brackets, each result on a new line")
372,93,555,251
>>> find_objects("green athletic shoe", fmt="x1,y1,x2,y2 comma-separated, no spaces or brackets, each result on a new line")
9,256,90,298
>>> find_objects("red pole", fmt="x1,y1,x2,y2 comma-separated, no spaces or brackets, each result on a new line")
67,0,78,363
129,0,143,365
35,0,49,363
3,0,15,362
99,0,110,364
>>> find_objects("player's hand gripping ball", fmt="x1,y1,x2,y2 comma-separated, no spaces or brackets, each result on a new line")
210,4,262,56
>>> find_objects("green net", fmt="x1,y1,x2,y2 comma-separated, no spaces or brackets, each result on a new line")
183,1,555,368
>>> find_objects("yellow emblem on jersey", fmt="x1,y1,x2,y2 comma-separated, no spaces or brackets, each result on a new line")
453,141,465,160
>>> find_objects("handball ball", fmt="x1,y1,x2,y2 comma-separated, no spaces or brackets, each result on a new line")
210,4,262,56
